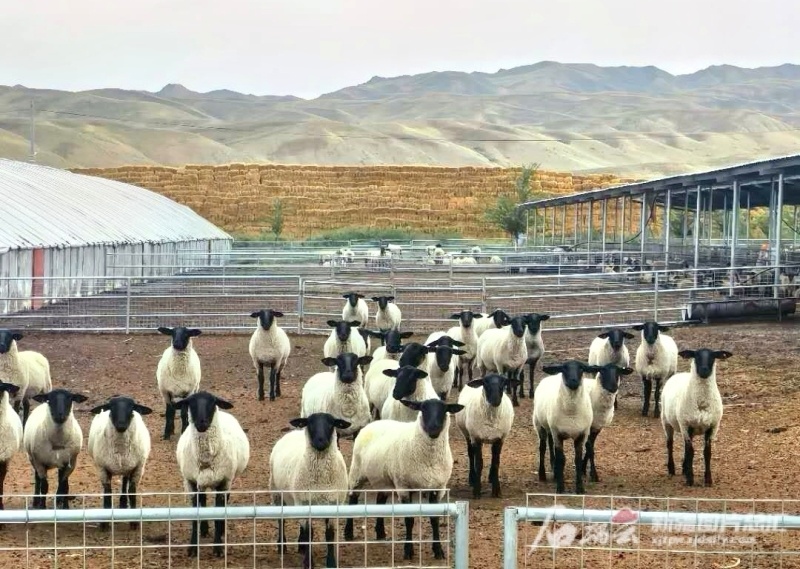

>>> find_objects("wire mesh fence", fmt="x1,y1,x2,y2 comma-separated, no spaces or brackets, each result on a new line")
506,494,800,569
0,490,468,569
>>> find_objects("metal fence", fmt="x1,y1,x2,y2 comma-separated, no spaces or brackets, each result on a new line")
0,264,795,333
0,490,469,569
504,494,800,569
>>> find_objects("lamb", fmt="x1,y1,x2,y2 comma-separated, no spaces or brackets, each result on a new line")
516,313,551,400
380,365,440,422
471,309,511,338
369,329,413,364
633,321,679,417
532,361,597,494
475,315,528,407
364,342,432,419
87,396,153,529
156,326,202,440
322,320,367,361
456,374,515,498
372,296,402,334
442,310,484,390
661,349,731,487
341,292,368,327
269,413,351,568
23,388,88,509
175,391,250,558
581,364,633,482
0,382,22,509
300,353,373,440
248,309,291,402
0,329,52,425
587,328,634,410
422,338,466,399
343,398,465,560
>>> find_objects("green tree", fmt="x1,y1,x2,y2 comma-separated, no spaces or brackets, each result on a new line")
484,163,539,242
270,198,284,240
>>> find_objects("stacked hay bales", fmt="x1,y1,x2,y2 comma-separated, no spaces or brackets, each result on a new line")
70,164,637,239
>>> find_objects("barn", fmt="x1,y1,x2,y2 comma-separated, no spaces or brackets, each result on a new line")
0,158,231,314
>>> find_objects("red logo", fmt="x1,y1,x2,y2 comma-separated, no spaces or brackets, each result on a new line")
611,508,639,524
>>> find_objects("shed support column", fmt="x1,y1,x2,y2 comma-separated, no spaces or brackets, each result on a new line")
561,205,566,245
620,196,627,259
542,207,547,245
530,208,536,247
682,189,689,249
601,199,608,259
551,207,556,245
574,204,579,247
722,194,728,245
774,174,785,298
729,180,740,296
692,186,702,295
640,197,647,259
664,190,671,270
587,200,594,257
794,205,798,248
746,191,751,241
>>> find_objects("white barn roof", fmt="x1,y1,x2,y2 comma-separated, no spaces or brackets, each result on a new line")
0,159,231,251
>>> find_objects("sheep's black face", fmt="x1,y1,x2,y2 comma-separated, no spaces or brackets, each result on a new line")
388,366,428,400
509,316,527,338
679,349,733,379
634,321,667,345
491,310,510,328
398,343,429,368
384,329,412,354
328,320,357,342
599,328,632,351
333,352,360,384
450,310,478,328
250,309,283,330
434,345,455,372
33,389,88,425
400,398,464,439
0,330,22,354
474,374,507,407
343,292,362,307
372,296,393,310
0,382,20,399
596,364,633,393
176,391,234,433
525,313,550,335
543,361,593,391
158,326,201,350
90,396,154,433
290,413,351,452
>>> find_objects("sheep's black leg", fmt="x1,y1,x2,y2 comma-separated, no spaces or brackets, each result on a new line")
516,369,525,399
324,518,336,568
163,400,175,440
454,366,461,390
666,425,675,475
467,359,474,383
653,378,663,418
212,483,228,557
471,440,484,499
587,430,602,482
276,504,287,553
489,439,503,498
548,432,556,474
0,462,6,511
187,481,200,557
703,428,714,487
682,427,695,486
127,477,140,530
298,523,308,554
22,399,30,426
537,427,548,482
119,476,129,508
198,492,209,537
574,434,586,494
257,362,266,401
275,368,282,397
528,357,538,398
301,521,314,568
375,492,389,540
12,399,20,415
553,438,566,494
180,406,189,434
56,466,70,509
429,491,445,560
641,377,652,417
269,366,277,402
506,369,520,407
343,492,359,540
466,439,476,485
402,495,415,560
32,471,44,509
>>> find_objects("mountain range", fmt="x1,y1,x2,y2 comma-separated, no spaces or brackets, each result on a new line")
1,61,799,177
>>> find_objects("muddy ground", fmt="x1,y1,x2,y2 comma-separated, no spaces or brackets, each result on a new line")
0,320,799,568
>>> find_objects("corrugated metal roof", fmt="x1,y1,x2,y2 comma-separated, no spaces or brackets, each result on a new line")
0,159,231,250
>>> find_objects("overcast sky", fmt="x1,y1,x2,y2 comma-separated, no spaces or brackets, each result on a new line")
2,0,797,99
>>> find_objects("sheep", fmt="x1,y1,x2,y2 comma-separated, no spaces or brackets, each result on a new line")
456,374,515,498
23,388,88,509
489,255,503,264
369,329,414,364
661,349,731,487
581,364,633,482
0,382,22,510
372,296,402,335
472,309,511,338
364,342,432,419
532,361,597,494
323,319,366,361
516,313,551,400
0,329,52,425
386,243,403,257
475,315,528,407
587,328,634,410
343,398,465,560
443,310,484,390
175,391,250,558
633,321,679,417
380,365,440,421
156,326,202,440
300,353,373,440
269,413,351,568
470,245,481,255
422,338,466,399
87,396,153,529
341,292,368,327
248,309,291,402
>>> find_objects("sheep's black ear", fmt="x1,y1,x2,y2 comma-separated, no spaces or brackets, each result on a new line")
445,403,465,414
172,397,189,409
400,331,414,338
658,325,670,332
367,330,384,339
133,404,154,416
425,338,442,348
542,365,562,375
466,379,484,389
371,297,380,302
413,369,429,379
357,355,373,366
619,367,635,376
71,393,88,403
89,404,109,415
451,339,466,347
623,332,635,339
452,349,467,356
214,397,234,410
449,313,462,320
321,357,337,367
632,324,645,331
249,311,261,318
289,418,308,429
357,293,365,298
713,350,733,360
341,293,351,299
386,296,395,301
348,321,361,327
11,332,23,341
399,399,422,411
326,320,338,327
540,314,551,321
678,350,696,359
157,327,173,336
333,419,352,430
472,313,484,318
584,365,604,374
596,331,611,339
382,369,398,377
32,393,50,404
273,311,285,318
188,329,202,337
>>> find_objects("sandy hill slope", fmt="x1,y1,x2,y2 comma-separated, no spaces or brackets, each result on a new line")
2,62,800,176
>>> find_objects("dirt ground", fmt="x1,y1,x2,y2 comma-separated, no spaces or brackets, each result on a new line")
1,319,799,568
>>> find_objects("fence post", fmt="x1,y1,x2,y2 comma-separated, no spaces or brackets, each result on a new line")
454,500,470,569
503,507,518,569
298,278,305,333
653,272,659,321
125,277,131,334
481,277,487,313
